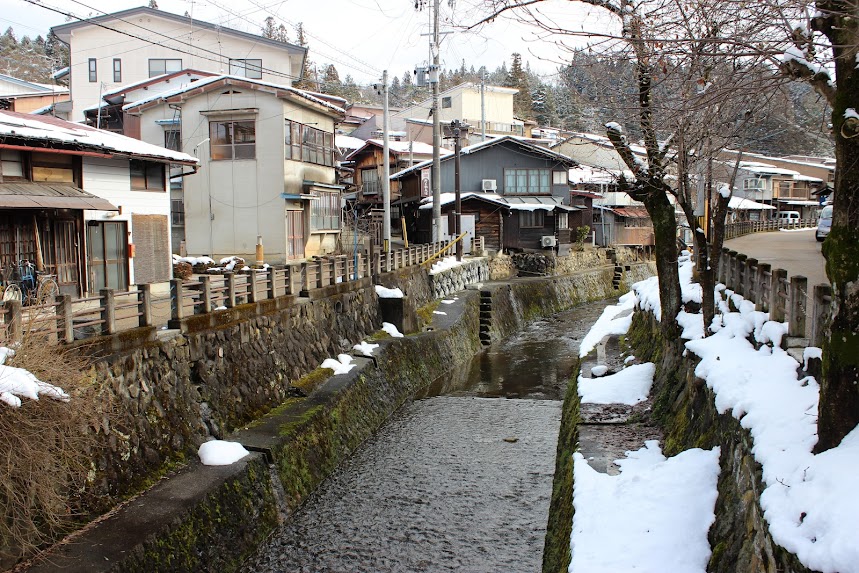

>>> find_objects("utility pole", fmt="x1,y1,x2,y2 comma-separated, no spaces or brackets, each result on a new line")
430,0,441,242
480,70,486,142
375,71,392,253
452,119,465,261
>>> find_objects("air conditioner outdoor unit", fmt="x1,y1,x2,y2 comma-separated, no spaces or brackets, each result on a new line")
482,179,497,191
541,235,557,248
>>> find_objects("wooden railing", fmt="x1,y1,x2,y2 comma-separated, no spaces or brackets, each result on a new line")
718,247,830,346
723,218,817,240
0,242,464,344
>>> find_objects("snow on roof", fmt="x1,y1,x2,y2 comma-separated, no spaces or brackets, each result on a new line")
569,165,632,184
101,70,216,102
347,138,439,160
728,196,776,210
391,135,576,179
335,134,366,151
0,110,198,164
122,75,345,115
418,192,576,212
739,161,801,177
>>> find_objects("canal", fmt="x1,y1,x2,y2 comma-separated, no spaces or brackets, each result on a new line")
242,300,609,573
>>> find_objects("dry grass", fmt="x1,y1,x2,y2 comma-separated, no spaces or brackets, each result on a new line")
0,309,111,566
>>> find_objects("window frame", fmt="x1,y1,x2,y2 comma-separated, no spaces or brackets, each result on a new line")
148,58,183,78
519,210,545,228
229,58,263,79
0,150,25,181
504,168,551,195
285,120,334,167
557,212,569,230
129,160,165,191
171,199,185,226
113,58,122,83
209,120,256,161
310,191,340,232
441,96,452,109
88,58,97,83
552,170,567,185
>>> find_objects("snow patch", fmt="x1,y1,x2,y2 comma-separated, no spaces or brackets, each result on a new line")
375,285,404,299
320,354,356,375
353,341,379,357
198,440,250,466
0,347,70,408
381,322,404,338
578,362,656,405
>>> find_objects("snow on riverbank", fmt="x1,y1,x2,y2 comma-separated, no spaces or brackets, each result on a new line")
0,347,69,407
578,363,655,405
571,442,720,573
576,255,859,573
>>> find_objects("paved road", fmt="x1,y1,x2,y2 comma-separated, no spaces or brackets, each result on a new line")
725,228,828,288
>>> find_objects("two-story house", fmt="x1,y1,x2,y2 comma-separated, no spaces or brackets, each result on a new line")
0,110,197,295
0,74,69,114
50,6,306,123
391,136,579,253
120,75,345,263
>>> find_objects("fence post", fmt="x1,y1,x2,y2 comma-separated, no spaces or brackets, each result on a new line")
138,283,152,327
268,267,278,299
744,258,758,305
7,300,22,344
56,294,74,343
170,279,185,321
248,271,260,303
757,263,772,313
789,275,808,338
100,288,116,335
198,275,212,314
225,274,236,308
811,284,832,348
734,254,747,296
770,269,788,322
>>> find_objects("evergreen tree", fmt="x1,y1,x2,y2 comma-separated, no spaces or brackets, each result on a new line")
506,53,532,119
321,64,342,95
148,0,159,8
389,75,402,107
261,16,289,42
293,22,315,90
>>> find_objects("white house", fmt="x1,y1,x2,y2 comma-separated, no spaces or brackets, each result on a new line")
120,75,345,263
0,110,197,295
50,6,306,122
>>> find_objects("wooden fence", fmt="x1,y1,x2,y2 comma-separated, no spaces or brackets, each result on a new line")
723,218,816,240
718,247,830,347
0,241,460,344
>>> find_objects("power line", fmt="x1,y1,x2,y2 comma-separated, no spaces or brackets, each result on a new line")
25,0,300,82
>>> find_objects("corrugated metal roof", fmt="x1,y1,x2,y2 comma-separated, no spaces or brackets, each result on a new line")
0,183,118,211
611,206,650,218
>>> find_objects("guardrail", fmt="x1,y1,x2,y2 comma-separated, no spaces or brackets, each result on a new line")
0,241,462,344
718,247,830,346
724,218,817,240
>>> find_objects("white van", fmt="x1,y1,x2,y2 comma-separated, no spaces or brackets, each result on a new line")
778,210,800,222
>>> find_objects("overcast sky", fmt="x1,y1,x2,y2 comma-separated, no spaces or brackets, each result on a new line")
3,0,619,83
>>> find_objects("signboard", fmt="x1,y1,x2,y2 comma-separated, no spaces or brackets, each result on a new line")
421,168,431,198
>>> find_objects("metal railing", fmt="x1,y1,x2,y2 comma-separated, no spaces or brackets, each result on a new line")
718,247,830,346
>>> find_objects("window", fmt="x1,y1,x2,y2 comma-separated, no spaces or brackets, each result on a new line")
163,129,181,152
171,199,185,226
311,191,340,231
229,59,263,79
130,160,165,191
743,178,764,190
113,59,122,83
88,58,97,83
285,120,334,166
210,120,256,160
520,210,545,228
148,59,182,77
361,168,381,195
504,168,550,195
32,152,74,183
552,171,567,185
0,150,24,180
557,212,569,229
441,96,452,109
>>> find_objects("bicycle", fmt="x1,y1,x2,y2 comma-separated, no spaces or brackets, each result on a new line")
2,261,60,306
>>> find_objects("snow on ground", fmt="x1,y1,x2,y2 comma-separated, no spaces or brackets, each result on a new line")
375,285,404,299
578,291,636,357
0,347,69,408
320,354,356,375
381,322,404,338
198,440,249,466
778,227,815,233
353,341,379,357
578,363,656,405
440,299,456,305
429,256,465,275
582,253,859,573
433,311,447,315
570,442,721,573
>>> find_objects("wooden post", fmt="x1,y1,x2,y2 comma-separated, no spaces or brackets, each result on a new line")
7,300,22,344
789,275,808,337
268,267,278,299
771,268,788,323
200,275,213,314
170,279,185,321
248,271,260,303
225,274,236,308
744,258,758,305
811,284,832,348
735,254,747,296
138,284,152,327
100,288,116,335
757,263,772,312
56,294,74,343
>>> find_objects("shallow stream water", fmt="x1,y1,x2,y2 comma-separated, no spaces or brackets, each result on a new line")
243,300,609,573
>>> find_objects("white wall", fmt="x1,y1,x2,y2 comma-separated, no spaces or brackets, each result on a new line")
82,156,172,285
66,13,302,121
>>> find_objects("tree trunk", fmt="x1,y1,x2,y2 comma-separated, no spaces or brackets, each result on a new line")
644,186,682,340
815,1,859,452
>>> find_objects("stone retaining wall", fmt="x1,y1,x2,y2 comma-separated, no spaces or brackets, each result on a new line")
429,259,491,299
